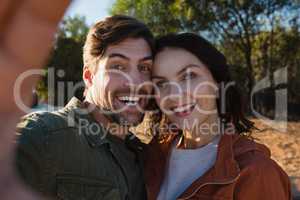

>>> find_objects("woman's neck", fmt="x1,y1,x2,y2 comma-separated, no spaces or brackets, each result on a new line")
177,114,220,149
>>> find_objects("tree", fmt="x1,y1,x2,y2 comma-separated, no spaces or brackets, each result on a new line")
37,15,89,106
57,15,89,42
49,14,89,81
110,0,183,34
111,0,300,114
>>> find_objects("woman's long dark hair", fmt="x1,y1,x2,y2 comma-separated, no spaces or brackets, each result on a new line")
152,33,255,136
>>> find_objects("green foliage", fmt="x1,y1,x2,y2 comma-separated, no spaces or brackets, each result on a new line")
48,37,84,81
35,70,48,101
58,15,89,42
37,15,90,105
48,14,89,81
110,0,183,35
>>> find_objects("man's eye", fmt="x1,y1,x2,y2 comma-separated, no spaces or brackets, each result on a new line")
139,64,151,73
110,64,125,70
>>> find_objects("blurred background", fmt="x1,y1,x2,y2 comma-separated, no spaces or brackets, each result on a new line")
32,0,300,198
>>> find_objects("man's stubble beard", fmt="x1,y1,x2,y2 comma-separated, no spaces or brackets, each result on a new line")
99,96,144,126
91,89,147,127
107,109,144,127
105,91,146,127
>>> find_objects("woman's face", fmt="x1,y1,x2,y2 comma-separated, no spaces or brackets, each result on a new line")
152,48,219,131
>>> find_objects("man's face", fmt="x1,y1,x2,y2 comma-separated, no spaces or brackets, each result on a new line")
84,38,153,126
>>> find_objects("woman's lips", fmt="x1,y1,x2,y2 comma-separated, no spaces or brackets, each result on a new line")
171,103,196,117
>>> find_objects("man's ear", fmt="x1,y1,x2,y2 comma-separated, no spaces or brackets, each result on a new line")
83,66,93,88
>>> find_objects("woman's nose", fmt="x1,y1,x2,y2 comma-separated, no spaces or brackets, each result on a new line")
160,84,186,104
167,82,185,96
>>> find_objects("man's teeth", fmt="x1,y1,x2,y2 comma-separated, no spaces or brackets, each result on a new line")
125,101,138,106
173,104,195,113
118,96,140,106
118,96,140,101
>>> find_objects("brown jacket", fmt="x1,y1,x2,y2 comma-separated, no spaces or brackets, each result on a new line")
145,133,292,200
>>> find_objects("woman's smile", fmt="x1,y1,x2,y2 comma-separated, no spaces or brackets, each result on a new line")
171,103,196,117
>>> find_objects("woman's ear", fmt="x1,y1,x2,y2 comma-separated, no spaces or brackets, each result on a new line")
83,66,93,88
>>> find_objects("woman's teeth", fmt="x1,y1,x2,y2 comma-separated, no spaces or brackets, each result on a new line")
118,96,140,106
173,103,196,113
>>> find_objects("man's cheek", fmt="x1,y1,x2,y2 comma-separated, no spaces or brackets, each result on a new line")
94,75,111,93
108,71,130,83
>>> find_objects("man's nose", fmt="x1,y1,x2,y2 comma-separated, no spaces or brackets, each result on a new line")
124,69,148,88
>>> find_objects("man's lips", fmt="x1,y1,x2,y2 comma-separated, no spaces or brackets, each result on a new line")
117,96,140,106
115,95,147,113
170,103,196,117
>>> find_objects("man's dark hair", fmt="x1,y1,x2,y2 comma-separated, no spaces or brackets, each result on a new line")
83,15,155,72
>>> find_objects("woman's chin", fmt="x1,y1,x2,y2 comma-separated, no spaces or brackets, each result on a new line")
170,115,208,132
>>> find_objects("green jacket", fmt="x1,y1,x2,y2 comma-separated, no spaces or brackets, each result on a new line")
15,97,147,200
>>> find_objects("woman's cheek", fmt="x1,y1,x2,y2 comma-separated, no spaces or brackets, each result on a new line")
155,96,161,108
195,94,218,115
193,86,217,113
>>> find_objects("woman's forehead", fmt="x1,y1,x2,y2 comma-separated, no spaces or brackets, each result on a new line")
153,48,207,77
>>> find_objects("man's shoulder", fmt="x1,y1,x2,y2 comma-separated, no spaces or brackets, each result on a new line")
16,107,80,143
17,110,69,132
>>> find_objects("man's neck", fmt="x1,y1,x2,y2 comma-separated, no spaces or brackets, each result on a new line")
83,100,129,140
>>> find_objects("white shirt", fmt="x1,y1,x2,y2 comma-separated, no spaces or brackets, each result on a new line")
157,135,220,200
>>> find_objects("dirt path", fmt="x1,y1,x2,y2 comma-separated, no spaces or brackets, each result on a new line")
251,119,300,198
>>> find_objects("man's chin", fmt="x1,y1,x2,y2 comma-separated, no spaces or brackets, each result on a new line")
122,112,144,126
110,111,144,126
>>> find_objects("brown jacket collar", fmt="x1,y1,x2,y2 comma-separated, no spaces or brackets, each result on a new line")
145,133,270,200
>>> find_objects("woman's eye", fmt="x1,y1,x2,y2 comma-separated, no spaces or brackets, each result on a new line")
139,64,151,73
156,81,167,89
182,72,197,80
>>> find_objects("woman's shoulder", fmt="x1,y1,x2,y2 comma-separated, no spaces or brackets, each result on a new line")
232,134,289,179
231,134,291,199
232,134,271,159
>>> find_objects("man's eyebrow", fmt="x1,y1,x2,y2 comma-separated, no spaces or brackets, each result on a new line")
108,54,153,62
108,53,129,60
176,64,199,76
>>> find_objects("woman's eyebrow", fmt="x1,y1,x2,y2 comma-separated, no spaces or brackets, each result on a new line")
176,64,199,76
152,75,165,80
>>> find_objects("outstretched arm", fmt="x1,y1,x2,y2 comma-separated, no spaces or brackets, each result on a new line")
0,0,70,199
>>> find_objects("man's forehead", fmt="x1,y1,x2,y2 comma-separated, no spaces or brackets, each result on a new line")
104,38,152,59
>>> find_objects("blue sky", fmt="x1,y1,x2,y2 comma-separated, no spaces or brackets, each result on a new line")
64,0,115,25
